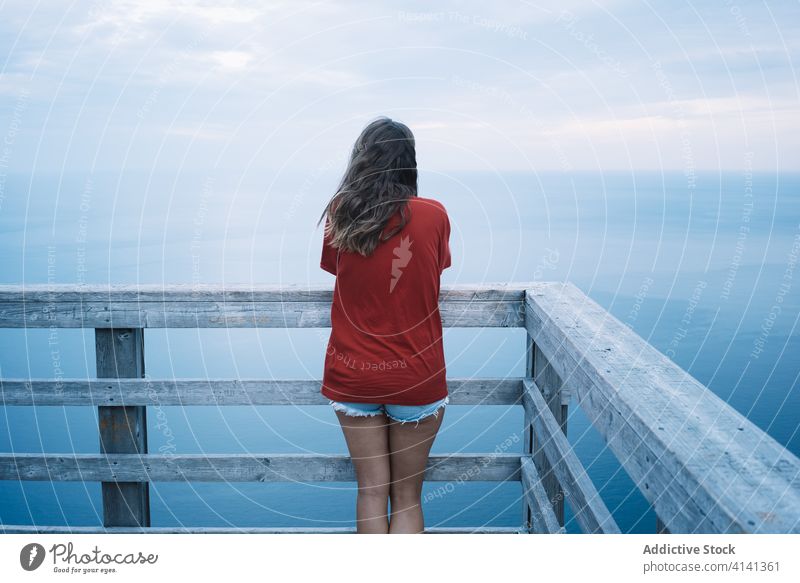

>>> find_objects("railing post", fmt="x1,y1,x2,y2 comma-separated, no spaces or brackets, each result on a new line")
95,328,150,527
521,335,535,532
532,342,567,528
656,515,670,533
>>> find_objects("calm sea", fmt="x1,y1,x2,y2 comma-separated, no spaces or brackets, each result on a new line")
1,169,798,533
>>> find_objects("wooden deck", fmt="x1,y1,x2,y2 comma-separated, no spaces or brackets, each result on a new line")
1,282,798,534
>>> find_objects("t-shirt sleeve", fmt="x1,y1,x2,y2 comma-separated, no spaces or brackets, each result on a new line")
320,219,338,275
439,210,452,273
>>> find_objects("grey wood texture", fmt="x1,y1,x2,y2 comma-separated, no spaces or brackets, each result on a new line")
531,343,568,527
95,328,150,528
0,452,521,482
520,457,565,534
0,283,531,328
523,379,620,533
1,525,523,534
521,335,535,532
0,377,523,406
525,282,800,533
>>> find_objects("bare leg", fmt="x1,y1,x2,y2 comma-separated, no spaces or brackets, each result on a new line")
388,409,445,534
334,410,391,534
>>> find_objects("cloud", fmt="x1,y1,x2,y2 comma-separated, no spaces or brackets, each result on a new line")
0,1,797,171
210,50,253,71
74,0,274,38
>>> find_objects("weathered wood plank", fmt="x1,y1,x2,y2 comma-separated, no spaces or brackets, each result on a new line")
656,515,670,534
525,282,800,534
521,335,535,532
0,524,522,534
0,300,522,328
0,377,524,406
0,282,532,303
523,379,620,533
96,329,150,528
0,283,532,328
531,344,568,527
527,306,708,532
0,453,521,483
520,457,565,534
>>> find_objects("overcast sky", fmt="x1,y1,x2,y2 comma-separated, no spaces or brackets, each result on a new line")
1,0,798,175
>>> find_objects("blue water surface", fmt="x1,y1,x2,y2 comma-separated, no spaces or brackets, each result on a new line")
1,169,798,533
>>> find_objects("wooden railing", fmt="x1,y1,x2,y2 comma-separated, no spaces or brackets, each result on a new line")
0,282,798,534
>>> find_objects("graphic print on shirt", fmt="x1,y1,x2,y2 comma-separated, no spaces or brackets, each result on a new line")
389,235,413,293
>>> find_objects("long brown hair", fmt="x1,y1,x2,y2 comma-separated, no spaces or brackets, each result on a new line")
317,116,417,256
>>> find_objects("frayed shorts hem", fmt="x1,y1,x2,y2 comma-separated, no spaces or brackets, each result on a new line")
329,396,449,427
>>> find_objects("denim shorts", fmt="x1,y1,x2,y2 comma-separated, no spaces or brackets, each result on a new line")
329,395,449,426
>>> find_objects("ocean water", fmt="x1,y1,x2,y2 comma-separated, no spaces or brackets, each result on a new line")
0,169,798,533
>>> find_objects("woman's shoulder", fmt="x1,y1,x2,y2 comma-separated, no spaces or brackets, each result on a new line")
409,196,448,214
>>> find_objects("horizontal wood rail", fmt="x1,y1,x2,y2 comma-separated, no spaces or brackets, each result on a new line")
0,378,525,406
0,283,526,328
1,282,797,534
2,525,522,534
0,453,521,483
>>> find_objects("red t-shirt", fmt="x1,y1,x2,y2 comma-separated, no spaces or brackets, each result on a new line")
320,196,452,405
